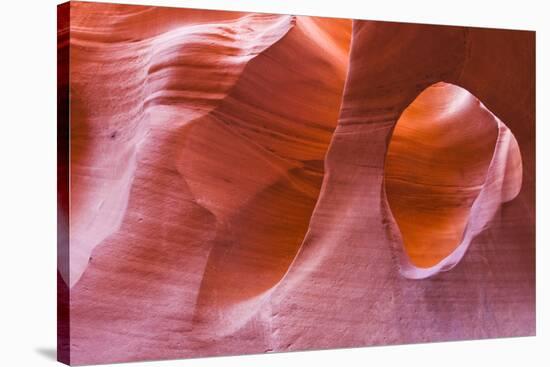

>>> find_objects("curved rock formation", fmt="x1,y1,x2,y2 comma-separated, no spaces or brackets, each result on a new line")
265,20,533,352
69,3,298,288
59,2,535,365
385,82,522,277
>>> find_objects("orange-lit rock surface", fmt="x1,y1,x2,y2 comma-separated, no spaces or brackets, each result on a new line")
385,83,522,275
58,2,535,365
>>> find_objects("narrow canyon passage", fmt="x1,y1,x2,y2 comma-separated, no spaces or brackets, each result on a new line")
384,83,500,268
61,4,535,364
68,4,351,362
187,17,352,330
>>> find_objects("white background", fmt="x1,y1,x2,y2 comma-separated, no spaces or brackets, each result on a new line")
0,0,548,365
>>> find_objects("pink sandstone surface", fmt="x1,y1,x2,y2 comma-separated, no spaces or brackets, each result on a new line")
58,2,535,365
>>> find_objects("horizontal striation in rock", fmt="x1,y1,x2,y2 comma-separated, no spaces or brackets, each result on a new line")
385,82,521,274
61,2,535,365
68,2,351,364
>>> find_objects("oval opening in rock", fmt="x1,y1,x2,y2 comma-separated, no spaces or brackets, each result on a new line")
384,82,499,268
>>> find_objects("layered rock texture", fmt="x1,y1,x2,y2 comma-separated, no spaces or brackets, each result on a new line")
58,2,535,365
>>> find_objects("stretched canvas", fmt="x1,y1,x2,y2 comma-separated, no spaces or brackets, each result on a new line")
57,1,536,365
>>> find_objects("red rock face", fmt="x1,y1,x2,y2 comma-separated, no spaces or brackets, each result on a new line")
385,82,522,277
58,2,535,365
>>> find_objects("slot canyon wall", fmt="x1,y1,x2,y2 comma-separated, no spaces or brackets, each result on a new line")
58,2,535,365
